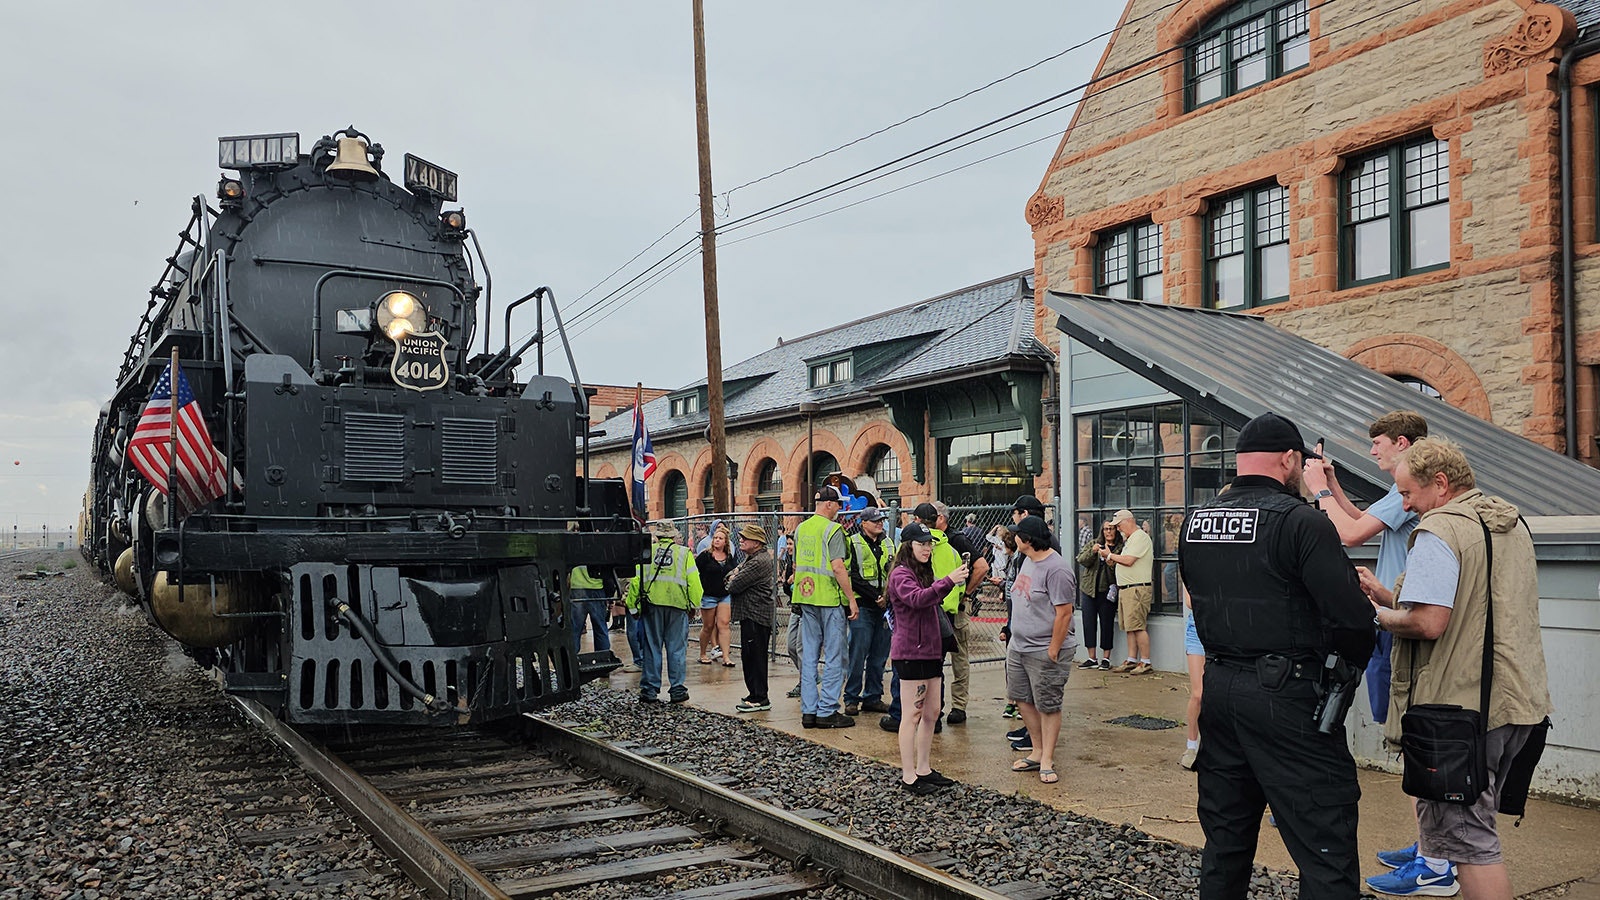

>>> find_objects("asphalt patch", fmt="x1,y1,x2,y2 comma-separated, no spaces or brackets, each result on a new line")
1105,714,1181,730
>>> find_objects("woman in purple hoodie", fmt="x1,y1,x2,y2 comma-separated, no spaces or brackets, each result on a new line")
886,522,969,795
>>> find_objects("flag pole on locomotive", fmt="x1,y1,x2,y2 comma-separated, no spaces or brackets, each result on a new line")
618,382,656,670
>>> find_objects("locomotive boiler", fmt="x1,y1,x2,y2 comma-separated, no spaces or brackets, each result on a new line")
85,126,644,725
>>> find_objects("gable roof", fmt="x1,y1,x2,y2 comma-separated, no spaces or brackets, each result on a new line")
591,272,1052,449
1046,291,1600,517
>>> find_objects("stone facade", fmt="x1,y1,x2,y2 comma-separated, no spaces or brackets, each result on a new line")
1030,0,1600,462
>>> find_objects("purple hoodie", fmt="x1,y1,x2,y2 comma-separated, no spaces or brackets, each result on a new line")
887,566,958,662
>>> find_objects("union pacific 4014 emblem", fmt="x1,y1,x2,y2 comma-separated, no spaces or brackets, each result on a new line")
392,331,450,392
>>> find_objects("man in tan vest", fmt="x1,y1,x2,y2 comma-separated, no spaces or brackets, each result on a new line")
1361,438,1551,900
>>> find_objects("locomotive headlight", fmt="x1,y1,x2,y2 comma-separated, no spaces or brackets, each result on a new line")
374,291,426,341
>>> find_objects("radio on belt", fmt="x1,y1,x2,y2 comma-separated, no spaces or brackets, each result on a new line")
1185,508,1259,542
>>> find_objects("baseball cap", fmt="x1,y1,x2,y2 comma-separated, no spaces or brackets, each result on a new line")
900,522,934,544
912,502,939,521
1013,514,1051,546
1112,509,1135,524
814,485,842,503
1236,412,1322,458
1013,494,1046,515
859,507,886,523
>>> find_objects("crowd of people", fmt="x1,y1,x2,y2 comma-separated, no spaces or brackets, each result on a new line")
573,414,1553,899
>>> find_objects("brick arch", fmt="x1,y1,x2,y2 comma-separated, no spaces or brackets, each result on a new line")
649,451,693,521
843,421,917,499
741,437,789,502
782,427,849,509
687,447,717,514
593,461,619,480
1344,335,1493,420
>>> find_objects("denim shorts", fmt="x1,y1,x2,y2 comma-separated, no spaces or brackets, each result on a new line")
1184,610,1205,656
699,594,731,610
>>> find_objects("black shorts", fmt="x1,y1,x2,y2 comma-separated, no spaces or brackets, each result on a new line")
893,658,943,681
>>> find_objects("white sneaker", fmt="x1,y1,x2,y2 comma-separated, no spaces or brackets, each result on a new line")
709,647,723,659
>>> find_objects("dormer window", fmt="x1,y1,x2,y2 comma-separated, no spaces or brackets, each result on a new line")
808,355,852,388
669,393,700,417
1187,0,1309,109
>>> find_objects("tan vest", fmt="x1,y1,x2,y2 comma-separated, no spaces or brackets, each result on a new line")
1384,489,1552,747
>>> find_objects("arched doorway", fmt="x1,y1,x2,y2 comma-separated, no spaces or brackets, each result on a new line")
662,471,688,519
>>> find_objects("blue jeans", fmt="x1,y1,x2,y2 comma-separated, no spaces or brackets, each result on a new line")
626,610,645,662
797,604,848,716
570,600,611,653
639,602,689,699
1365,629,1394,723
844,606,891,704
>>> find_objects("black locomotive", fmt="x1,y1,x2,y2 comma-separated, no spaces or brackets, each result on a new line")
84,126,643,725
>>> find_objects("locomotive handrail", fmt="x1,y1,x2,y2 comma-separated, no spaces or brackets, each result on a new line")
308,268,467,383
467,229,493,356
214,249,239,507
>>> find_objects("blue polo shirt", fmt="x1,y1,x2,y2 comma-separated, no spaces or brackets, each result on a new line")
1370,483,1419,589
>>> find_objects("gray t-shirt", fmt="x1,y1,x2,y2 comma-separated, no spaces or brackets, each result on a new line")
1398,531,1460,609
1008,552,1079,653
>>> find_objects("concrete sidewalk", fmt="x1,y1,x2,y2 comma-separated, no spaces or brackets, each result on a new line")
592,633,1600,897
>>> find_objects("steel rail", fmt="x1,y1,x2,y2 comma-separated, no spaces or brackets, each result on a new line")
232,698,510,900
518,714,1015,900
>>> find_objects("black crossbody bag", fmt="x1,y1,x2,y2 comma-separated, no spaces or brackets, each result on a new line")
1399,517,1494,805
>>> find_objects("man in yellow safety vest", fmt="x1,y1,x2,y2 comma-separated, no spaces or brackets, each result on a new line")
843,507,895,717
791,485,859,728
624,520,704,704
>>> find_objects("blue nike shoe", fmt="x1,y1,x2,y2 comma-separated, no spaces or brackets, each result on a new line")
1364,857,1460,897
1377,842,1418,870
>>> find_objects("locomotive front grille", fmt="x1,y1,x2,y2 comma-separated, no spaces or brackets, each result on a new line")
441,417,497,484
344,412,407,481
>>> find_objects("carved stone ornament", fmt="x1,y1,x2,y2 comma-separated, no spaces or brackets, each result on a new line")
1483,4,1575,78
1025,191,1065,228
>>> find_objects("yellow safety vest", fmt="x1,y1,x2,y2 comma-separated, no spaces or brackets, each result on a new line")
569,565,606,598
622,539,702,611
848,533,895,591
930,528,965,614
792,513,846,606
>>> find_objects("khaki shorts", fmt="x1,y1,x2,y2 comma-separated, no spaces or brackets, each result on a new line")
1005,649,1073,714
1418,723,1536,865
1117,584,1153,631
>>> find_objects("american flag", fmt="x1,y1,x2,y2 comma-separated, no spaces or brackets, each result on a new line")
630,384,656,517
127,360,228,513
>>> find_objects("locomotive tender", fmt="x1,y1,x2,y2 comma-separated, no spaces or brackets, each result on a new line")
85,126,644,725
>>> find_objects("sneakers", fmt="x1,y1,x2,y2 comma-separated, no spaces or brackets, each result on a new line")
812,712,856,728
1011,735,1033,752
946,708,967,725
1006,725,1029,741
901,776,942,796
1179,746,1198,770
639,692,660,704
1077,658,1099,669
879,715,900,732
1365,857,1460,897
668,691,690,704
619,663,642,673
786,685,802,698
1110,660,1138,674
1098,659,1112,670
709,646,723,659
1377,843,1419,870
1001,703,1020,719
735,700,771,713
844,702,860,716
861,699,891,714
1130,663,1153,676
802,713,817,728
920,769,955,786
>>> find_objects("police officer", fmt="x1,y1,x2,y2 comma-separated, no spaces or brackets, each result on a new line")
1178,413,1375,900
843,507,895,716
624,521,704,704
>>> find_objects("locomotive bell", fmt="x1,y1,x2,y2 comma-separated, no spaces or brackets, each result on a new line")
327,136,379,181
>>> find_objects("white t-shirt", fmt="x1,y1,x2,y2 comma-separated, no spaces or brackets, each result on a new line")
1399,531,1459,609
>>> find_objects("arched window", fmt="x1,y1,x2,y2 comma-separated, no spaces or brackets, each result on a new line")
805,451,839,500
755,459,783,511
1187,0,1309,109
662,471,688,519
700,468,716,513
1394,375,1443,400
869,446,901,506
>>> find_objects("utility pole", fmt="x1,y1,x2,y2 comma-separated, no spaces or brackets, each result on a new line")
693,0,730,513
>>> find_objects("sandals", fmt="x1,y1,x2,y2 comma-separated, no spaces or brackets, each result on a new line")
1039,768,1059,784
1011,758,1041,772
698,658,712,665
721,661,736,668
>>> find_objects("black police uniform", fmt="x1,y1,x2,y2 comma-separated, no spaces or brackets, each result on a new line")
1178,474,1376,900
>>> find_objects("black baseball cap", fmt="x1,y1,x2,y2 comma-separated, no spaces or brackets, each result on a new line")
912,502,939,521
1012,495,1046,515
900,522,934,544
859,507,886,523
814,485,842,503
1236,413,1321,458
1013,514,1051,547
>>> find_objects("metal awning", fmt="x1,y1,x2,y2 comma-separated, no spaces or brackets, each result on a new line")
1047,291,1600,516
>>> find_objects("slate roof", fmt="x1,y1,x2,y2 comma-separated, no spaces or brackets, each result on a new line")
1554,0,1600,31
591,272,1051,449
1046,291,1600,517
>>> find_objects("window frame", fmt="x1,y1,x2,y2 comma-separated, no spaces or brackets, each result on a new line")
1339,135,1451,289
1185,0,1310,110
808,353,853,388
1204,182,1291,310
668,392,700,418
1095,221,1164,301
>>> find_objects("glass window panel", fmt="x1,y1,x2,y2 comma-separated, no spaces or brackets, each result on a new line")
1235,52,1268,89
871,447,899,486
1409,203,1450,269
1347,155,1391,222
1256,185,1288,245
1140,272,1164,302
1195,70,1224,105
1156,404,1185,453
1100,410,1131,458
1355,219,1392,281
1076,463,1097,509
1214,254,1246,308
1404,140,1449,207
1099,230,1129,289
1076,414,1098,461
1210,195,1246,256
1104,280,1129,299
1104,463,1130,509
1136,223,1163,276
1127,459,1157,509
1260,243,1290,300
1279,33,1309,71
831,358,851,381
1159,458,1187,507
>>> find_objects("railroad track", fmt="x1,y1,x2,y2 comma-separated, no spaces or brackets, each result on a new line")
233,699,1032,900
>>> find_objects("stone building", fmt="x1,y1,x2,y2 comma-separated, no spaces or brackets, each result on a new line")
586,274,1055,518
1026,0,1600,463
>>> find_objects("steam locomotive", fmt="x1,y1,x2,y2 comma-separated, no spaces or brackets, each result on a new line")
84,126,644,725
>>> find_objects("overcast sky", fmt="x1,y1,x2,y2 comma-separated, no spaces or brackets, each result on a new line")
0,1,1121,531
